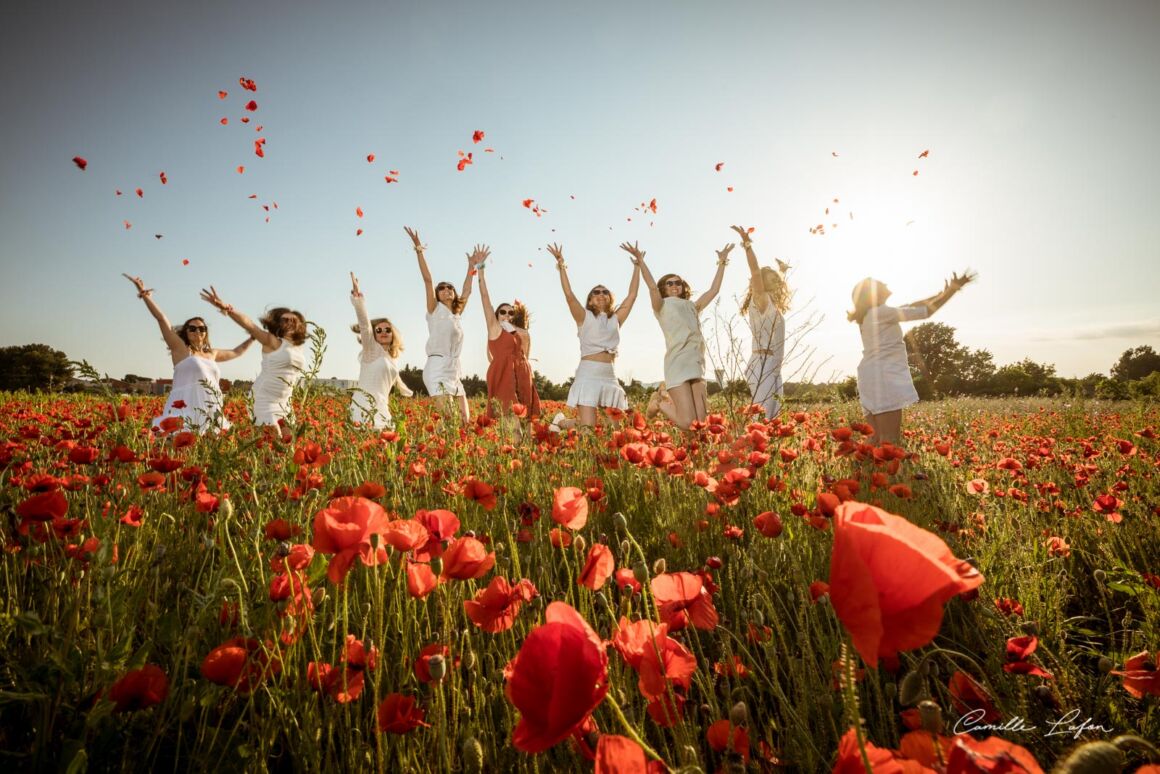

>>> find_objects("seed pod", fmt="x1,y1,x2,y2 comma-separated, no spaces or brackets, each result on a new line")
462,737,485,774
427,654,447,682
632,561,648,584
464,530,476,538
1050,741,1125,774
312,587,327,607
463,650,477,670
494,541,505,554
276,541,291,557
599,533,609,544
620,539,631,556
729,701,748,727
220,498,235,519
653,558,667,575
574,535,588,554
1098,656,1114,674
613,512,628,531
918,700,944,734
898,669,926,706
430,556,444,576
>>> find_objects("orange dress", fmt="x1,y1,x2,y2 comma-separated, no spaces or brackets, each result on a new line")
486,331,541,418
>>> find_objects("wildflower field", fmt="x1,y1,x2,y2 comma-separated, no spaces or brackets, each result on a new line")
1,391,1158,773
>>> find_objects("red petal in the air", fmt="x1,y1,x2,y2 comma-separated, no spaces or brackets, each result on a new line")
220,117,229,125
918,150,929,158
237,166,245,174
472,130,485,143
714,162,724,171
218,90,228,99
182,259,190,265
367,154,375,163
72,156,88,170
159,172,167,185
356,207,364,218
239,77,257,92
245,100,258,111
135,188,143,198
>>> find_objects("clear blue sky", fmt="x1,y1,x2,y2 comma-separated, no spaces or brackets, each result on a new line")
2,0,1157,385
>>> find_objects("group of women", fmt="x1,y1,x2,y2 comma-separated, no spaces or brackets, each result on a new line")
125,225,974,445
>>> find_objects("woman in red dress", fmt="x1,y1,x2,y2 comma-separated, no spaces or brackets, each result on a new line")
476,251,541,429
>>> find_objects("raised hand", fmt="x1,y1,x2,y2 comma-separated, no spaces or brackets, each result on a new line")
950,269,978,289
200,286,228,312
403,226,423,251
468,244,491,266
619,241,645,263
776,258,792,274
546,243,565,266
716,243,736,262
122,273,152,297
730,225,751,242
350,272,362,297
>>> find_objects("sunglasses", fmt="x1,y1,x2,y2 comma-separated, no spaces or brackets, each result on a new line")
186,325,207,333
590,289,611,296
436,284,454,291
280,316,299,324
664,279,684,287
374,326,393,334
497,309,513,317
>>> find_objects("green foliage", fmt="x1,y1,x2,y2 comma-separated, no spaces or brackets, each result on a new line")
1096,377,1131,401
904,323,996,397
0,343,73,392
1111,345,1160,382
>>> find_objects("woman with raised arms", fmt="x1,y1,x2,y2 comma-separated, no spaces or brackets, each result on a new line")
475,248,541,432
200,286,307,441
405,226,484,424
348,272,413,430
849,271,976,444
731,225,792,419
123,274,253,434
631,239,734,430
546,242,641,430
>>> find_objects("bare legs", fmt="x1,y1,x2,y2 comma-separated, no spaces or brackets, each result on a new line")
648,380,708,430
865,409,902,445
435,394,470,425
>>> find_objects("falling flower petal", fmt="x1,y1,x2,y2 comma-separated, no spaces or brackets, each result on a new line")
356,207,364,218
154,234,163,240
240,116,250,124
247,193,257,199
472,130,485,143
72,156,88,170
726,186,734,193
237,166,245,174
135,188,143,198
366,154,375,163
913,170,919,176
832,151,839,157
182,259,189,265
124,220,132,229
239,77,257,92
244,100,258,112
218,90,228,99
714,162,724,171
159,172,167,185
356,229,363,236
115,189,122,196
918,149,929,158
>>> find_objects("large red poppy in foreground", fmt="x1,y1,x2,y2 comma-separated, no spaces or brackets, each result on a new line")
828,502,983,667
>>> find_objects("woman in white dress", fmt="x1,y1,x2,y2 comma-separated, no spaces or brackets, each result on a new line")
200,286,308,440
731,225,791,420
849,271,976,444
546,242,641,430
123,274,253,434
404,226,485,424
631,240,734,430
348,273,413,429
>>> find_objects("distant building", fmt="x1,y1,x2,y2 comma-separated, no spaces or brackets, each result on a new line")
316,377,357,390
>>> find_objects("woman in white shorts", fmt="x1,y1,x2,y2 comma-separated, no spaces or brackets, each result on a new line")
405,226,485,424
849,271,975,444
545,243,641,430
348,273,412,430
731,225,791,420
201,286,308,441
632,240,733,430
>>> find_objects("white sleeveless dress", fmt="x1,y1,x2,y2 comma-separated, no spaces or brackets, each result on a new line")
856,304,931,414
152,355,229,434
252,339,305,425
566,310,628,409
422,303,466,397
655,297,705,386
350,295,401,429
745,302,785,418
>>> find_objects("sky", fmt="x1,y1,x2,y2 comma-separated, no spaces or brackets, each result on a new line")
2,0,1158,386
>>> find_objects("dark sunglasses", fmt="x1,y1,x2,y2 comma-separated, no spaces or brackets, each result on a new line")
186,325,208,333
664,279,684,287
436,284,454,291
590,288,611,296
374,326,393,334
497,309,513,317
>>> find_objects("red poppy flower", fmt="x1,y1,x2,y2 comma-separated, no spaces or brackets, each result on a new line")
828,501,984,667
832,728,905,773
614,568,641,595
753,511,783,538
307,662,365,702
137,472,167,491
377,693,429,734
17,490,68,522
413,508,460,561
944,734,1043,774
552,486,589,530
201,637,280,694
650,572,719,631
465,576,538,632
610,618,665,670
310,496,391,584
354,481,386,499
440,536,495,580
594,734,652,773
637,629,697,699
706,719,749,762
1110,651,1160,698
505,602,608,753
578,543,615,590
406,561,439,598
462,478,497,511
948,671,1000,723
108,664,169,712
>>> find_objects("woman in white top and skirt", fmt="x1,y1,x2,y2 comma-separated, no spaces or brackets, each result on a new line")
849,271,976,444
632,240,733,430
546,242,641,430
348,273,413,430
732,225,791,420
405,227,485,424
200,286,308,441
123,274,254,434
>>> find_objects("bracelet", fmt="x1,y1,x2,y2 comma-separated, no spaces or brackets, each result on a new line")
741,242,753,249
137,291,151,299
718,259,730,267
220,304,234,315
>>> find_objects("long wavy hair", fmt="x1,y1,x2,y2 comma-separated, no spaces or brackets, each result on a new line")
496,301,530,330
585,285,616,315
260,307,308,345
175,317,212,353
435,282,467,315
352,317,404,358
740,266,791,316
656,273,691,300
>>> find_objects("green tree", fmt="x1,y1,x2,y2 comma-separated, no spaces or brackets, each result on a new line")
1095,377,1130,400
987,359,1061,396
399,365,425,395
1111,345,1160,381
904,322,995,396
0,344,74,392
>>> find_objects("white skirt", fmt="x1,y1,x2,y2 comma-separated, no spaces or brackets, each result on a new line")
423,355,466,397
745,353,784,419
857,358,919,414
567,360,628,410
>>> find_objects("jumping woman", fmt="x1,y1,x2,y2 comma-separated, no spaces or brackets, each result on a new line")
349,272,413,430
476,249,541,432
732,225,791,419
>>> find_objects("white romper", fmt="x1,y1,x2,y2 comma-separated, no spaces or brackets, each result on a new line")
252,339,305,425
422,303,466,397
566,310,629,410
745,301,785,418
856,304,931,414
349,295,401,430
152,354,229,434
655,297,705,386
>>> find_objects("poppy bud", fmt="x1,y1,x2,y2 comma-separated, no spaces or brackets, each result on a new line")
599,533,608,544
1098,656,1114,673
898,669,925,705
493,541,505,554
462,737,484,774
464,530,476,538
620,539,631,556
312,587,327,607
1020,620,1040,636
463,650,477,670
613,512,628,531
729,701,748,727
276,541,291,557
918,700,943,734
427,654,447,681
1051,741,1125,774
653,558,666,575
220,497,235,519
1033,684,1056,708
753,609,765,626
706,556,723,569
1093,569,1106,583
700,703,713,717
573,535,587,554
680,746,699,764
430,557,444,576
632,561,648,584
921,658,937,677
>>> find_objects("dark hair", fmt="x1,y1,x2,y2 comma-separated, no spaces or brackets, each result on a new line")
656,273,691,300
585,286,617,315
175,317,212,353
435,282,466,315
497,302,530,330
260,307,308,345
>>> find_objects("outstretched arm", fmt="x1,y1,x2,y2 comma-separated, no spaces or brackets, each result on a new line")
214,336,255,363
621,242,660,313
394,373,414,398
476,264,502,338
731,225,769,312
200,286,280,349
123,274,187,356
350,273,381,361
695,243,734,312
461,244,488,314
548,243,586,325
615,253,642,326
907,270,976,316
405,227,437,314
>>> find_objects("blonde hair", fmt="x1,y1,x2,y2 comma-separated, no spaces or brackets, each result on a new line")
740,266,791,316
352,317,403,358
585,286,616,315
848,278,887,325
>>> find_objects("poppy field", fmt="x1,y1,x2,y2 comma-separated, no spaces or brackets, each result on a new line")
1,390,1158,773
